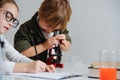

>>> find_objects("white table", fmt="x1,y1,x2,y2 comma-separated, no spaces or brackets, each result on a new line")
2,62,120,80
3,74,98,80
0,63,97,80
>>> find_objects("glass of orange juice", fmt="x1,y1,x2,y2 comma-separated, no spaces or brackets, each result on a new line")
99,50,117,80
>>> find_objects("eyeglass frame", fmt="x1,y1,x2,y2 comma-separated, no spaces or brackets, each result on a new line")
0,10,19,28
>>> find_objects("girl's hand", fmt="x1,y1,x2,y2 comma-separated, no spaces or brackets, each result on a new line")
45,64,56,72
26,60,46,73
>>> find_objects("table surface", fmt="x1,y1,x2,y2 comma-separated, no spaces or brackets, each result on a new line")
3,74,98,80
2,67,99,80
2,63,120,80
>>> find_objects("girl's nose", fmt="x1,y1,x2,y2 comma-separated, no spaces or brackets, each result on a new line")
8,21,14,28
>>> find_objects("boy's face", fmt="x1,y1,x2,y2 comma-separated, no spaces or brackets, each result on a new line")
0,3,18,34
38,19,61,33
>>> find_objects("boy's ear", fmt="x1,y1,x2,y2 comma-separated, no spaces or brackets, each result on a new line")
38,10,39,14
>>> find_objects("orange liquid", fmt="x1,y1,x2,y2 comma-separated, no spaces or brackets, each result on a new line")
100,68,117,80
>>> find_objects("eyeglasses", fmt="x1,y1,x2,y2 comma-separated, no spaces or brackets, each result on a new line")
0,10,19,28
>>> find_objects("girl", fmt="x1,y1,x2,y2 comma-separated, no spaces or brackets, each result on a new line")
0,0,55,73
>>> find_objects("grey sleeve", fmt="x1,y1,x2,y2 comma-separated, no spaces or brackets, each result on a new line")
4,39,33,63
3,37,33,73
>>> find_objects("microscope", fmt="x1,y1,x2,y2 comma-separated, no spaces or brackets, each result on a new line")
46,31,63,68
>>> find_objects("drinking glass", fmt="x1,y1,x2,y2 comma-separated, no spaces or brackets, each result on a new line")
99,50,117,80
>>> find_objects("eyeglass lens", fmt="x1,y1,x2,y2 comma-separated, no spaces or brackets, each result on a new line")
5,11,19,28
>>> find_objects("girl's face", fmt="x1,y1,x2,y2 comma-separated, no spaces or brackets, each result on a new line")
0,3,18,34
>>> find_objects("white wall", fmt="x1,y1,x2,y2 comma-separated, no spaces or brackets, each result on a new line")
5,0,120,64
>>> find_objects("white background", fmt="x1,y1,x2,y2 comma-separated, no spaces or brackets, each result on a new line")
5,0,120,64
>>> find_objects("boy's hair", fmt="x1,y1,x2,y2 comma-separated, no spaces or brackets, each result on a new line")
39,0,72,32
0,0,19,11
